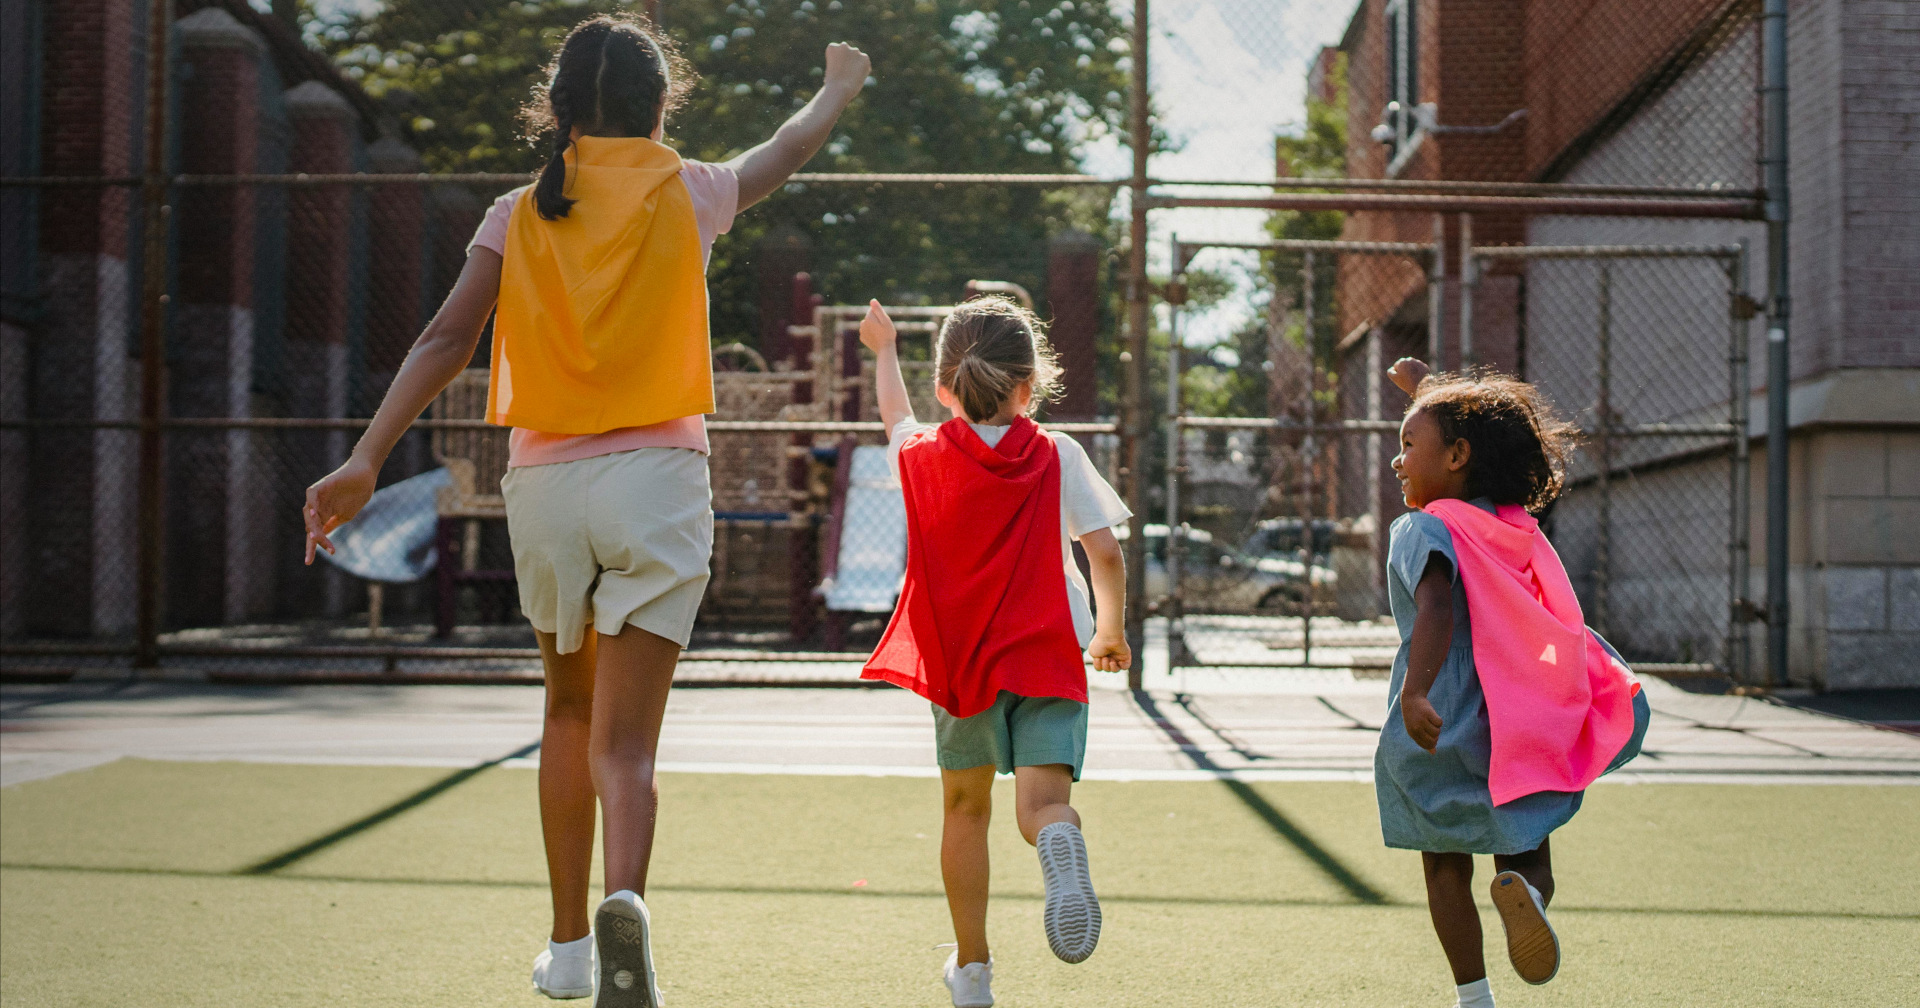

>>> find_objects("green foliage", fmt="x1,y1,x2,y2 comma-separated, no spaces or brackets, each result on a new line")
317,0,1133,351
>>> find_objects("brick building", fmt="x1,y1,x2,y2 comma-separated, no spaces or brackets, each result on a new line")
0,0,479,638
1332,0,1918,688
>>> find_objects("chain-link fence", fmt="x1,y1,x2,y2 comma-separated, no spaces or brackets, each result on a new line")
3,0,1775,683
1162,234,1756,680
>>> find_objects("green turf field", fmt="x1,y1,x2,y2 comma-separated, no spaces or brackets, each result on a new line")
3,759,1916,1007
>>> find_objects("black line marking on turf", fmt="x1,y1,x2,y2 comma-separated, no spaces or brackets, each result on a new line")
238,740,541,875
1131,690,1389,905
7,862,1915,923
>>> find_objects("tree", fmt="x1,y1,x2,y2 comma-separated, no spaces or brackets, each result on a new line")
317,0,1133,348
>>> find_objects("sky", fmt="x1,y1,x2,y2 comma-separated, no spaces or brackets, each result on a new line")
1082,0,1357,346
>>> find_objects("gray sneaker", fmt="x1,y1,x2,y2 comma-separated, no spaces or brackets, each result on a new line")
1036,821,1101,963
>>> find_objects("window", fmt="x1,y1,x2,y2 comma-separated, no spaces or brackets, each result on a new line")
1380,0,1420,166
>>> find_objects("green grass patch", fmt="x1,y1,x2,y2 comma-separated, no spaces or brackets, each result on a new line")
3,759,1917,1006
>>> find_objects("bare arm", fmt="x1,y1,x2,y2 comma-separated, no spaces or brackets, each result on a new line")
1400,558,1454,751
858,299,913,431
727,43,870,210
302,248,502,562
1079,526,1131,672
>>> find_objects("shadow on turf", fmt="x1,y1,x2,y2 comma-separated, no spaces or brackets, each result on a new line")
4,862,1915,923
238,740,542,875
1131,690,1389,905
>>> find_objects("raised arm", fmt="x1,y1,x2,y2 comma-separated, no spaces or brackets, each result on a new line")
1388,356,1430,396
858,299,913,431
302,248,502,563
727,43,870,209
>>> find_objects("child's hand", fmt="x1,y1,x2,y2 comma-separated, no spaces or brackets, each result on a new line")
1400,691,1444,753
1087,629,1131,673
859,299,896,353
821,42,871,97
1388,357,1430,396
302,457,377,565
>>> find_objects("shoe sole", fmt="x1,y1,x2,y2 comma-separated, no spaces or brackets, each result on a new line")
1490,870,1559,985
595,896,662,1008
1037,823,1101,964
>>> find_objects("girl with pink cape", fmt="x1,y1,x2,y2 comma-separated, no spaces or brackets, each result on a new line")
1376,361,1649,1008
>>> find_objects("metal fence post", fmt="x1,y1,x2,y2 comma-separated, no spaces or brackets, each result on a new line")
1122,0,1150,690
1728,242,1754,683
135,0,177,668
1593,264,1613,636
1300,250,1317,665
1458,213,1475,367
1428,214,1445,367
1761,0,1792,688
1366,327,1385,613
1165,241,1184,630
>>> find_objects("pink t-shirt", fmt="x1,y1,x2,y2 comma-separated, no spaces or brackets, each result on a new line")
467,159,740,467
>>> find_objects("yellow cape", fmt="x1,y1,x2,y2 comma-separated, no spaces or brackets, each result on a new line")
488,135,713,433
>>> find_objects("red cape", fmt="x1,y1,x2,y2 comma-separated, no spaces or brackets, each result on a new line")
861,417,1086,718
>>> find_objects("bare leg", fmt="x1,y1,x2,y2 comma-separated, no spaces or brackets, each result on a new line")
1422,851,1487,985
940,766,995,967
1012,764,1078,845
1493,838,1554,906
536,629,597,943
590,624,681,897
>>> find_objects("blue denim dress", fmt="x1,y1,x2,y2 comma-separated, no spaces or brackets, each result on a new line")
1373,503,1651,855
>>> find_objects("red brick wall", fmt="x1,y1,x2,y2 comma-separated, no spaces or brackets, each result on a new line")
175,35,260,310
283,91,354,352
39,0,136,258
1045,230,1102,421
1522,0,1723,178
362,138,427,378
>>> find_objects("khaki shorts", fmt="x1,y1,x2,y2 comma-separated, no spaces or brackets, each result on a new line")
501,447,713,654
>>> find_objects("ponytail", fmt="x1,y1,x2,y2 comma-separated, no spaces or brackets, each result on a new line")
935,296,1063,423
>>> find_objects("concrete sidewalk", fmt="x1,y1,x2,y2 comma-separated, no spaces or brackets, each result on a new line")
7,672,1918,789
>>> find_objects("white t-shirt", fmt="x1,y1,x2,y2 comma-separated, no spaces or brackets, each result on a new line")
887,417,1131,648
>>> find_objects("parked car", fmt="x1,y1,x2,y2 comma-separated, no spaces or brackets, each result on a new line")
1127,523,1335,612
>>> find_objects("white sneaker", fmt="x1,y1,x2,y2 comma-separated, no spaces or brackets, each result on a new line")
1490,870,1559,985
942,951,994,1008
1036,821,1101,963
594,890,664,1007
531,934,594,999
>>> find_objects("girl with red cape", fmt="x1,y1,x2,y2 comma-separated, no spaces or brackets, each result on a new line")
857,297,1131,1008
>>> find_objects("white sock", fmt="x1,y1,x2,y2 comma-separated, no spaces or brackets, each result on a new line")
549,933,592,958
1455,977,1495,1008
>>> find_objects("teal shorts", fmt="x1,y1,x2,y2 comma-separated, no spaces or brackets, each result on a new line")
933,690,1089,782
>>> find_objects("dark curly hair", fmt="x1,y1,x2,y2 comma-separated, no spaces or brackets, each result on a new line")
1409,369,1580,513
520,14,695,221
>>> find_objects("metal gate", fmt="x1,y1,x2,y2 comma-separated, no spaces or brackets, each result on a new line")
1165,237,1755,682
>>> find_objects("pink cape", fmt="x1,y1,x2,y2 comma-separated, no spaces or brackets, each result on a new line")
1423,499,1642,805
